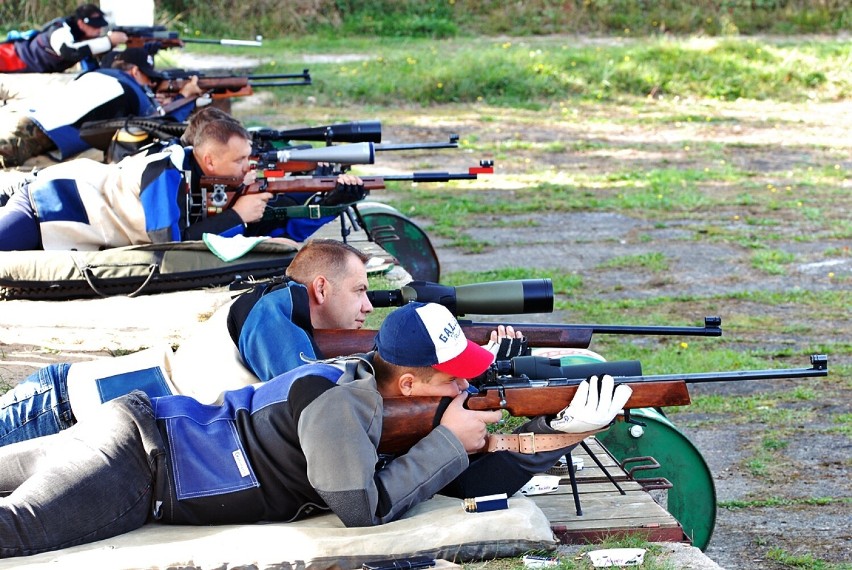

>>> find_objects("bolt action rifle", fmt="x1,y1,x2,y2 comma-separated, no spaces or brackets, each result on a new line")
312,279,722,356
378,354,829,454
155,69,312,114
194,161,494,220
314,316,723,357
114,25,263,50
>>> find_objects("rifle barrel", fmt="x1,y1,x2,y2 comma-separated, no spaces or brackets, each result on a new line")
459,316,722,338
248,80,313,88
182,38,263,47
248,71,311,80
374,137,460,152
496,354,828,389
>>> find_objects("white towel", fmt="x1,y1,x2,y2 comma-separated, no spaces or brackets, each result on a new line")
203,233,268,262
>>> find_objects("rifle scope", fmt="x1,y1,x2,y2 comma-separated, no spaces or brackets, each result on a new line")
251,121,383,145
367,279,553,316
490,357,643,381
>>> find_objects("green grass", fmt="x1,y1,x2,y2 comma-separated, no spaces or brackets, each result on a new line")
719,496,849,510
765,548,852,570
599,252,669,272
241,36,852,107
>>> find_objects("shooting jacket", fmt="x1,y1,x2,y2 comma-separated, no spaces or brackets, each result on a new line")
27,145,246,250
6,17,110,73
227,279,320,381
150,356,470,526
26,68,195,159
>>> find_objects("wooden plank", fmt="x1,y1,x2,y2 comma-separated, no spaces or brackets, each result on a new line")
529,437,689,545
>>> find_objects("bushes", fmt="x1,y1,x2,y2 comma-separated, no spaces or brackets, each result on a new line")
1,0,848,37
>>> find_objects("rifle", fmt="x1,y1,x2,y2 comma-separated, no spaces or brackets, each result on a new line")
115,25,263,50
313,315,723,358
157,69,312,99
252,137,461,173
195,161,494,218
378,354,829,454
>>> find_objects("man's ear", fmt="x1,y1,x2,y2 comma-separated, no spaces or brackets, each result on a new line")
398,372,417,396
311,275,330,304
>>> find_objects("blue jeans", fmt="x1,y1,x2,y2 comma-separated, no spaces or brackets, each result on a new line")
0,391,164,557
0,363,75,447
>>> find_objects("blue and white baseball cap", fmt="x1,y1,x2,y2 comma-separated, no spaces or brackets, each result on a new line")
375,302,495,378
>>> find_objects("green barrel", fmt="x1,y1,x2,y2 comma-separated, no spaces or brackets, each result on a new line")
354,201,441,282
597,407,717,550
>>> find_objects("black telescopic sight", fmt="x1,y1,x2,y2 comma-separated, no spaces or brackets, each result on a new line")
366,279,554,316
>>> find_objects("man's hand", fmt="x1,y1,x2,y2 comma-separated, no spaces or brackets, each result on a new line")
178,76,204,98
550,375,633,434
231,192,272,223
440,393,503,454
319,173,366,206
484,325,529,360
107,31,128,46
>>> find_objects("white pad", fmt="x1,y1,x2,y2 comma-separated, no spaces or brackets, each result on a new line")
170,299,261,403
0,495,556,570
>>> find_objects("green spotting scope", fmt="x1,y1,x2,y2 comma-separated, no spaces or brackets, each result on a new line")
367,279,554,316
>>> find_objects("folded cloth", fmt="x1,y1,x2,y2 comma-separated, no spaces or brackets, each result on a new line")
203,233,269,262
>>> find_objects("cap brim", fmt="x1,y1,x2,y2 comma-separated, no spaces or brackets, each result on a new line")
86,16,109,27
432,340,495,379
139,66,165,80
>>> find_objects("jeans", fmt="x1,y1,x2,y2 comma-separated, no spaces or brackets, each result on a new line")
0,391,164,557
0,363,75,447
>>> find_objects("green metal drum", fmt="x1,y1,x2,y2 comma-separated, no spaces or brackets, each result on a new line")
354,201,441,282
597,407,717,550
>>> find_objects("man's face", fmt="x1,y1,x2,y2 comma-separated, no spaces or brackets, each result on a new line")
312,255,372,330
77,19,103,38
408,370,470,398
201,135,252,178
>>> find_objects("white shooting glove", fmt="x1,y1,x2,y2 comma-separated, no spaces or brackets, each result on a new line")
550,374,633,434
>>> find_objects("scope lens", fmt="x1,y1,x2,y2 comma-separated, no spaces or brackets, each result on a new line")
521,279,554,313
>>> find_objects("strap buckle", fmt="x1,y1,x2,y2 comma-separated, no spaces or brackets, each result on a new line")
518,432,536,454
308,204,322,219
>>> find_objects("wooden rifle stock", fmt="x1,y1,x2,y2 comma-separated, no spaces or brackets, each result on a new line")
199,176,389,217
378,355,828,454
313,324,594,358
379,381,691,454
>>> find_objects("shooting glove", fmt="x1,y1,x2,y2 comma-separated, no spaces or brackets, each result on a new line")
485,335,530,360
319,180,368,207
550,375,633,434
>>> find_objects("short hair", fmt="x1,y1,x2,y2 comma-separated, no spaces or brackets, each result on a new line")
285,238,370,285
181,107,240,146
194,118,251,151
110,60,135,73
371,352,437,389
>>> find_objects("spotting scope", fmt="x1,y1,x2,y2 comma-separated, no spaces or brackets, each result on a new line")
250,121,383,145
366,279,554,316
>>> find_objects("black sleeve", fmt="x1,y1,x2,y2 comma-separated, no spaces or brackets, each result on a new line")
181,206,245,241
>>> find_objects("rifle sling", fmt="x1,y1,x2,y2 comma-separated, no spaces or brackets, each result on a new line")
485,431,599,454
262,204,352,221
